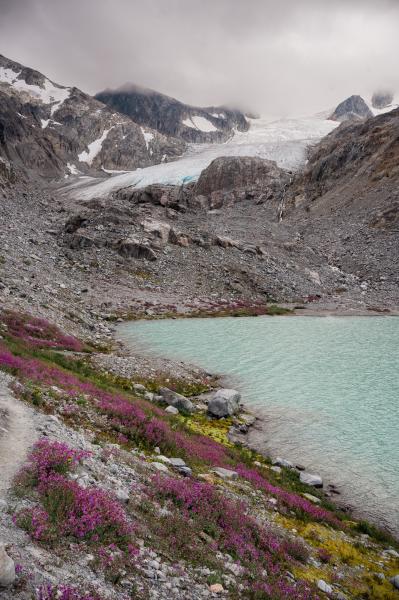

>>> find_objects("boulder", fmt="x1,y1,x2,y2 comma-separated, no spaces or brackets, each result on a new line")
391,575,399,590
300,472,323,488
212,467,238,480
152,462,169,473
0,545,15,587
317,580,333,594
169,457,187,467
272,457,294,469
165,405,179,415
141,218,171,245
158,387,194,414
207,388,241,418
66,232,96,250
214,236,240,249
169,229,191,247
116,238,157,261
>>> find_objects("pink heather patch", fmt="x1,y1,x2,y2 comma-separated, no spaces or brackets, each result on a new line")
36,584,102,600
38,473,133,545
151,475,319,599
97,391,230,463
236,465,341,527
29,439,90,477
2,311,83,351
14,439,133,550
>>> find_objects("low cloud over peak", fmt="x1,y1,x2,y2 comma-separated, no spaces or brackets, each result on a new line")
1,0,398,117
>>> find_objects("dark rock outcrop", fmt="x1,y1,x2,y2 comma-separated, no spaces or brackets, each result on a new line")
329,95,373,122
371,91,394,109
115,238,157,261
95,83,249,143
194,156,285,196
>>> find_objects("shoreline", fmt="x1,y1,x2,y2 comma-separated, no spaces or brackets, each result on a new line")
116,315,399,541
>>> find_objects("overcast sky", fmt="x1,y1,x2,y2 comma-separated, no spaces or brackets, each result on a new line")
1,0,399,116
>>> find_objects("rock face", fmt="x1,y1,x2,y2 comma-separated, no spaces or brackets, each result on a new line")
0,544,15,587
329,95,373,122
207,389,241,418
194,156,285,196
95,83,249,143
0,54,185,178
291,107,399,205
371,91,394,109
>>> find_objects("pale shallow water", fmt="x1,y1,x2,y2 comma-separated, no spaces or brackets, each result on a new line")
119,316,399,534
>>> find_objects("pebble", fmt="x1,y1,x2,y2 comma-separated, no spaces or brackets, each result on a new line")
302,493,321,504
209,583,224,594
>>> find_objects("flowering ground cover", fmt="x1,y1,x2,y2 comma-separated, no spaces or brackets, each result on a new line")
1,310,398,599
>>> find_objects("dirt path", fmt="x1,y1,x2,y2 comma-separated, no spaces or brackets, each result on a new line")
0,376,36,498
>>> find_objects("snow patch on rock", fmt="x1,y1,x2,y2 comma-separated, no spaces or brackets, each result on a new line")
140,127,154,152
78,128,112,165
182,115,218,132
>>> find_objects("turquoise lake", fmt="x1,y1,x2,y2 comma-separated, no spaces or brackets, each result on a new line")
119,316,399,533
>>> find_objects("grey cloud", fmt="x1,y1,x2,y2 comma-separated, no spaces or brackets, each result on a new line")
1,0,399,116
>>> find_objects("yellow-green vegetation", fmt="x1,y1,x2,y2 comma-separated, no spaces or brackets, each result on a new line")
181,412,234,446
276,517,399,598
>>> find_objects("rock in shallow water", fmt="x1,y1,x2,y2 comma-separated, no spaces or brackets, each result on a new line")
207,388,241,418
0,545,15,587
272,457,294,469
300,472,323,488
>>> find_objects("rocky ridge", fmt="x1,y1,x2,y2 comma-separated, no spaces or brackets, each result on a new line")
329,95,373,122
0,54,185,179
95,83,249,144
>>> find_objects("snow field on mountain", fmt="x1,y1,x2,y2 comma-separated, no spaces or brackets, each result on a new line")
0,66,70,114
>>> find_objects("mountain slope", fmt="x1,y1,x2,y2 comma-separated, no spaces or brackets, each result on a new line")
0,54,185,178
95,83,249,143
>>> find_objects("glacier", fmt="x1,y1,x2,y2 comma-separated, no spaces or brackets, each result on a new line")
64,114,338,200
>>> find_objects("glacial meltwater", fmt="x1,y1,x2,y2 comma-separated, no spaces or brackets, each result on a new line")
119,316,399,534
